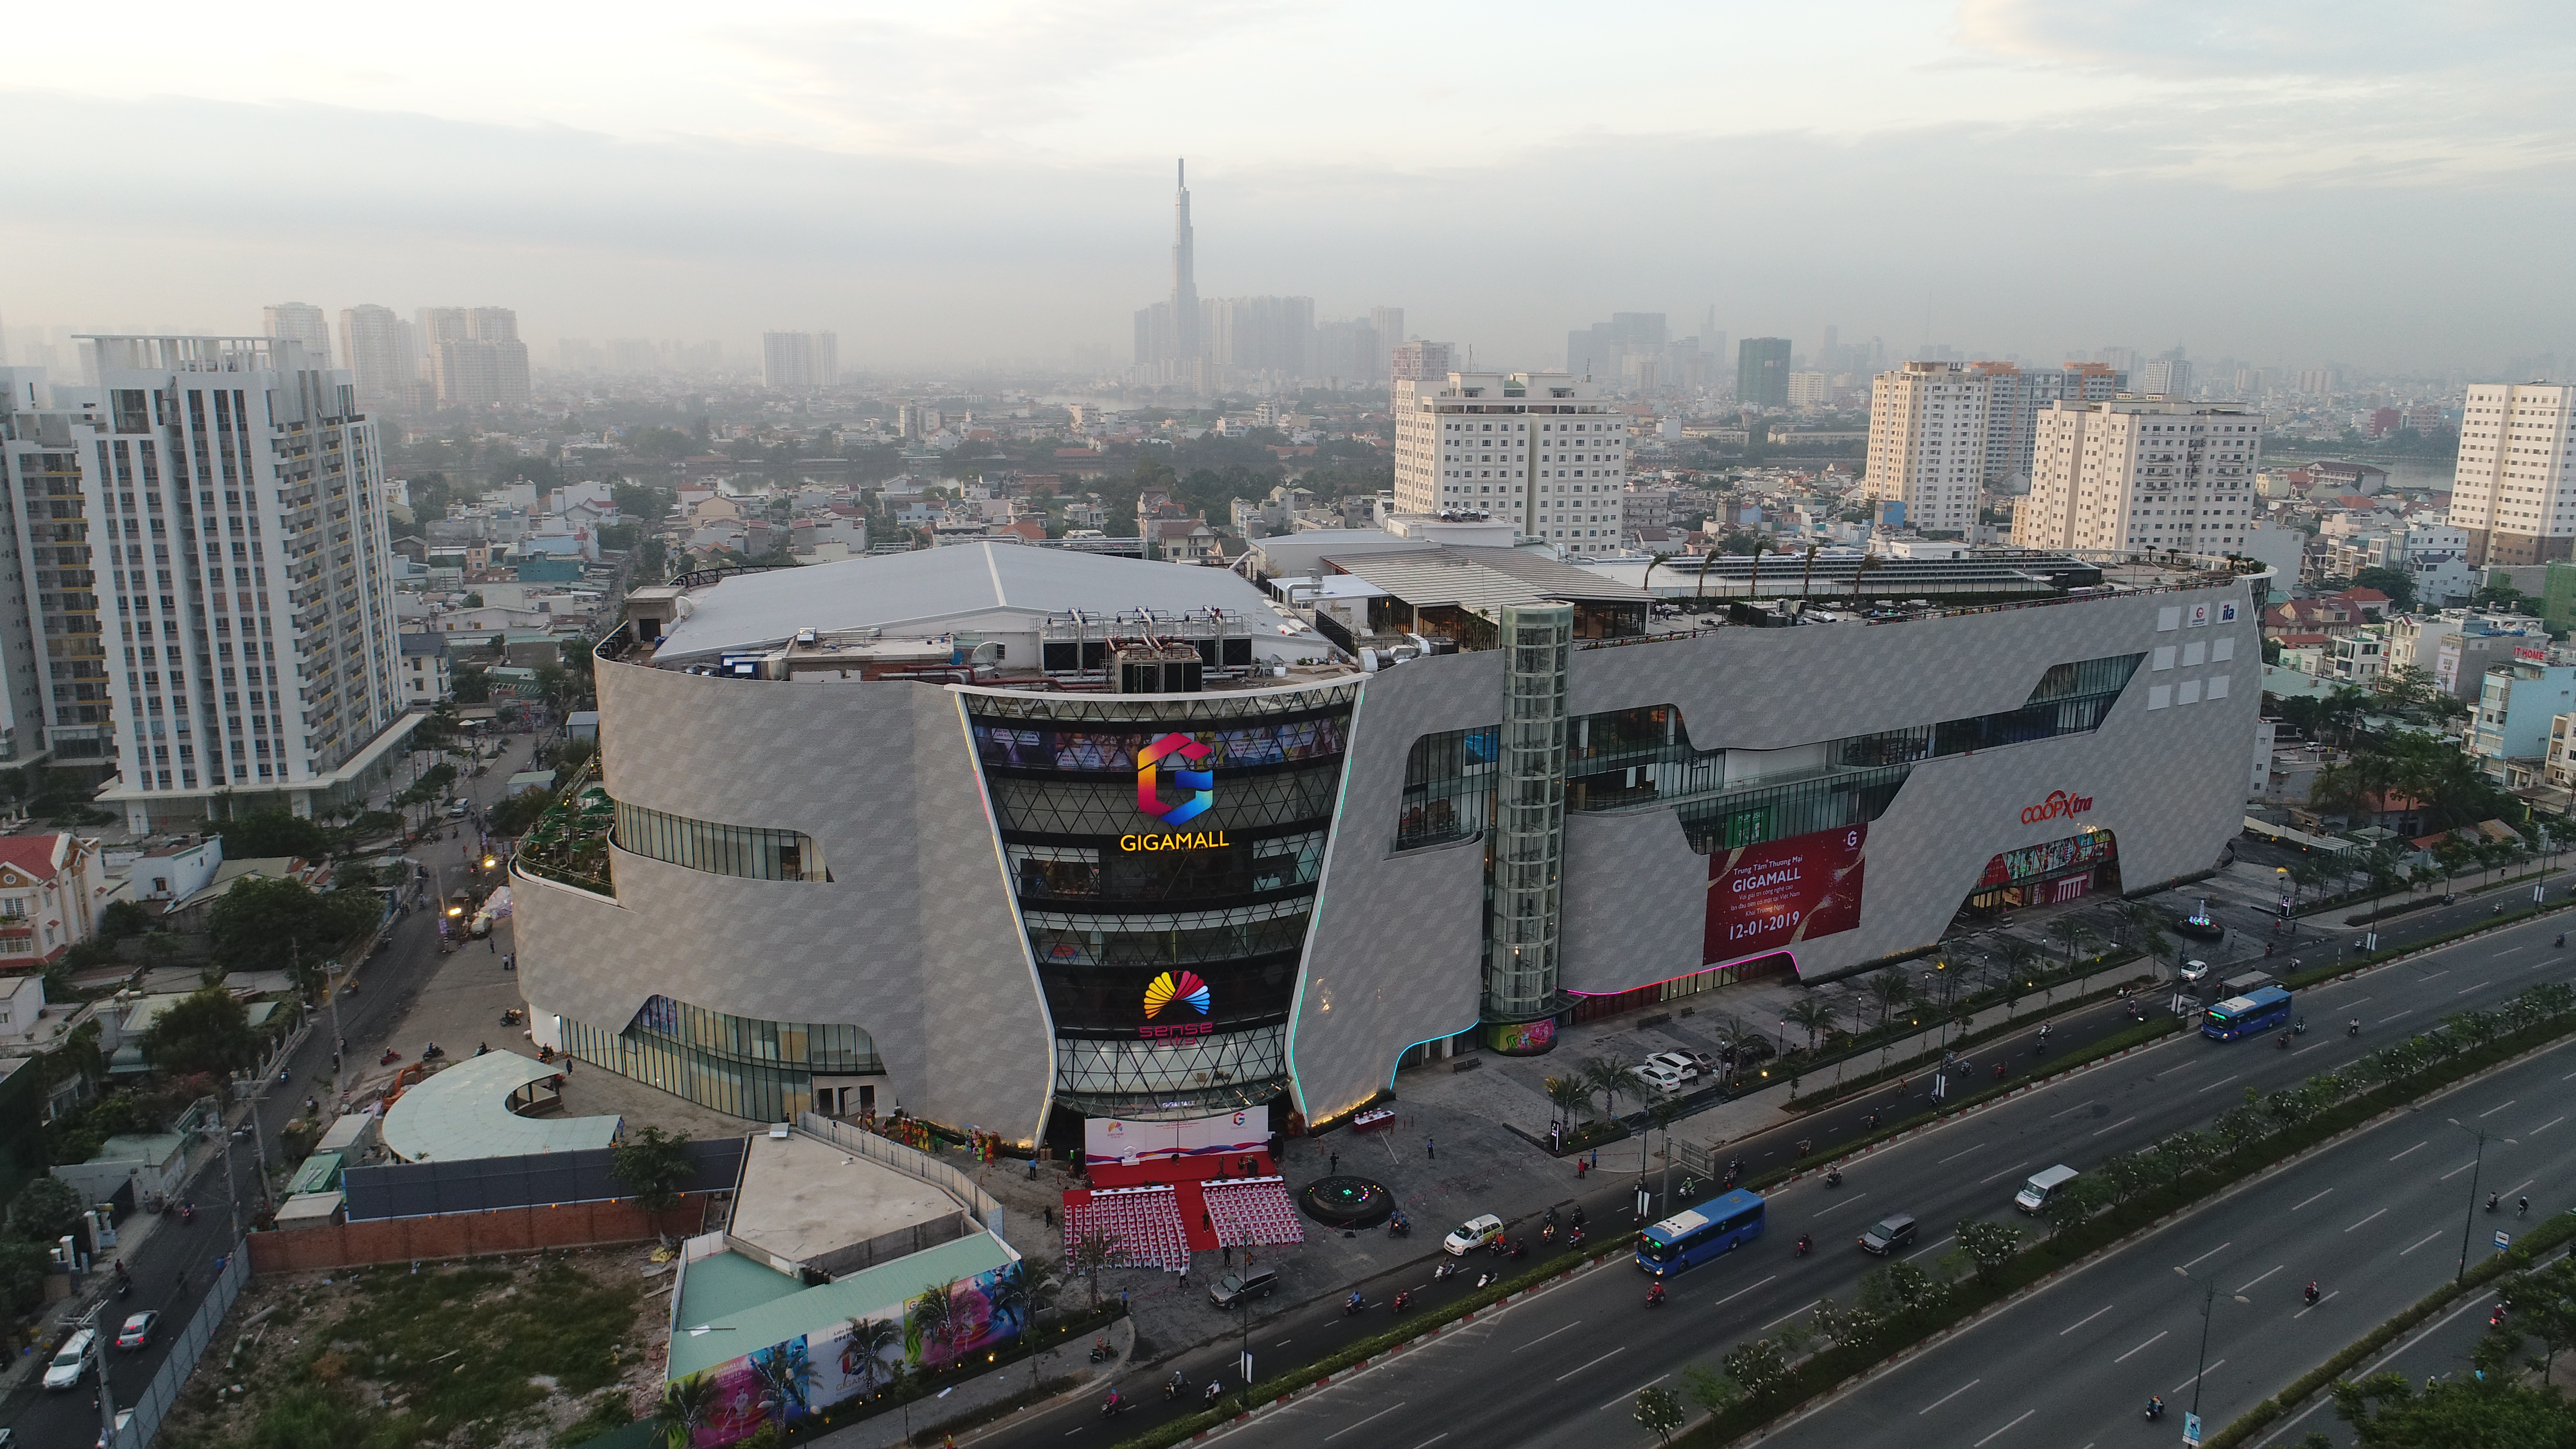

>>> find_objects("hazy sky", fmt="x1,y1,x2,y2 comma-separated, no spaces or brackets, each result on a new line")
4,0,2572,375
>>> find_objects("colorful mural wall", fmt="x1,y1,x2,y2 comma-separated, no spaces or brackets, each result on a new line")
676,1259,1032,1447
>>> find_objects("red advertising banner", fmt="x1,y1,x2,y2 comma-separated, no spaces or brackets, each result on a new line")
1705,825,1868,964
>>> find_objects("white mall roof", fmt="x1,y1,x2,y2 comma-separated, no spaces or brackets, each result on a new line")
653,543,1316,660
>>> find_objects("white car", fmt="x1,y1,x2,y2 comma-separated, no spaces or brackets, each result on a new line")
1634,1062,1687,1093
2178,960,2212,983
43,1329,93,1390
1644,1051,1704,1082
1442,1214,1504,1255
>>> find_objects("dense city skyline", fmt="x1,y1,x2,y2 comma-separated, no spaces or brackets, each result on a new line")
4,1,2572,373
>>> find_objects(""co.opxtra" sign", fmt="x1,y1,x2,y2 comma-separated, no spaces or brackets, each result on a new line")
2020,790,2094,825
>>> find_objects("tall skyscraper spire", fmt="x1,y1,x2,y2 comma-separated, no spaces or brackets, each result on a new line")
1171,157,1199,364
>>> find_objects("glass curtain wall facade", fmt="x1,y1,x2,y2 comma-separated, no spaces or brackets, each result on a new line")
613,800,826,882
963,684,1359,1119
1484,605,1570,1050
557,995,883,1122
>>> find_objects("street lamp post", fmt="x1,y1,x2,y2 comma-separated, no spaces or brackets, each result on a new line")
2447,1117,2517,1283
2171,1265,2249,1434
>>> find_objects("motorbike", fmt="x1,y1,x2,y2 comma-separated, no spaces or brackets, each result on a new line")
2488,1194,2501,1214
421,1043,447,1061
2144,1400,2165,1422
1565,1228,1586,1251
499,1009,523,1026
2492,1305,2509,1328
1164,1374,1187,1401
1386,1211,1410,1239
1203,1381,1225,1405
1824,1170,1843,1188
1087,1336,1111,1364
1342,1295,1367,1317
2293,1017,2307,1035
2304,1282,2321,1306
2277,1033,2293,1050
1433,1261,1457,1282
1506,1240,1527,1261
1646,1283,1666,1307
1794,1234,1813,1258
1393,1290,1413,1313
1099,1396,1127,1420
380,1049,402,1065
177,1202,194,1225
2348,1019,2361,1037
2558,935,2567,950
115,1278,129,1299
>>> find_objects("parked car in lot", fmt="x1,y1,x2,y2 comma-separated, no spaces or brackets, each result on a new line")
1645,1051,1705,1082
115,1311,158,1350
43,1329,94,1389
1209,1268,1278,1308
1443,1214,1505,1255
1858,1213,1918,1255
1635,1062,1688,1093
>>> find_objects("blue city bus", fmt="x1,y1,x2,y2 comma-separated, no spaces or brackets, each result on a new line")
1636,1188,1766,1277
2203,985,2294,1041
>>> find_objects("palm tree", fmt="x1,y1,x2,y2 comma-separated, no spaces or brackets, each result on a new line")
842,1314,904,1396
653,1373,716,1449
2047,916,2093,971
750,1338,816,1429
1992,937,2038,1013
1068,1227,1120,1312
1866,971,1914,1027
909,1279,961,1365
1544,1072,1594,1130
1795,542,1822,605
1641,551,1674,594
1693,548,1723,603
1782,997,1839,1052
1584,1054,1641,1124
1741,538,1771,600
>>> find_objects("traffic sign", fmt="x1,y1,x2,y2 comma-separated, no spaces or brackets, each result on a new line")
2183,1409,2203,1445
2496,1231,2513,1252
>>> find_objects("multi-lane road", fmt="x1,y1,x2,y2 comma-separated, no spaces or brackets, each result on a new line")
0,740,534,1447
994,904,2576,1449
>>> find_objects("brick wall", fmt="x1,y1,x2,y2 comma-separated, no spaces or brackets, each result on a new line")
247,1199,706,1274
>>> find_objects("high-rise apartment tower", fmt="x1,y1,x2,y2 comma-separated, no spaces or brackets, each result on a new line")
261,304,332,368
1392,370,1627,553
2450,383,2576,566
2015,398,2262,556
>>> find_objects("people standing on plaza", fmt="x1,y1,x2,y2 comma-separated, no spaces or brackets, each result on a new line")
1425,1135,1435,1160
1329,1151,1338,1175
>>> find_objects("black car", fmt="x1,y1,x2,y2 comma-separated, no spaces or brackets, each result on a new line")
1858,1213,1918,1255
1209,1268,1279,1309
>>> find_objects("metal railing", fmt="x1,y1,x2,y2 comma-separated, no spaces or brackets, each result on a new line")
794,1113,1006,1237
113,1234,251,1448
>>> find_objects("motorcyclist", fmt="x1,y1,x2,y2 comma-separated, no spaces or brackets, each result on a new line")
1168,1369,1186,1396
2520,1195,2531,1218
1345,1290,1365,1312
2488,1192,2501,1212
1647,1281,1666,1305
2304,1280,2320,1305
2146,1396,2164,1420
1393,1289,1412,1312
1795,1233,1813,1256
1102,1390,1122,1414
2348,1018,2361,1036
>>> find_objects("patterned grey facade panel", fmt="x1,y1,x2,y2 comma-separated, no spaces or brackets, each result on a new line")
516,660,1051,1142
1568,583,2261,747
1551,583,2261,992
1557,808,1705,996
1289,651,1500,1124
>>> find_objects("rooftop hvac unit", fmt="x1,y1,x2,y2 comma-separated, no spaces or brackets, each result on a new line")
1112,642,1203,694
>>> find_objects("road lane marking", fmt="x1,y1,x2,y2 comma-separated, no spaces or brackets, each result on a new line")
2536,1116,2565,1134
2172,1360,2225,1394
1712,1274,1776,1309
1277,1340,1295,1346
2380,1010,2413,1023
2060,1304,2115,1336
2479,1099,2518,1119
1324,1401,1410,1441
2115,1329,2168,1362
1596,1377,1665,1412
1811,1193,1868,1218
2051,1099,2100,1118
1513,1320,1580,1352
2389,1141,2426,1161
1762,1299,1823,1331
2419,969,2448,979
1974,1409,2036,1446
1940,1141,1990,1162
2194,1074,2240,1095
2234,1264,2284,1294
1409,1437,1449,1449
2295,1291,2339,1319
2460,983,2490,994
2345,1208,2388,1232
2180,1241,2233,1271
2400,1230,2445,1255
2441,1159,2479,1181
1554,1347,1622,1382
1907,1234,1956,1264
2092,1115,2139,1137
1980,1160,2035,1185
2294,1041,2329,1055
2292,1189,2334,1211
1920,1377,1982,1415
2495,949,2523,957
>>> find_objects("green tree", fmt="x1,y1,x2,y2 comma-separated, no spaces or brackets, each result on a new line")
609,1124,693,1212
1948,1218,2021,1286
216,809,332,861
1866,971,1915,1026
1583,1054,1642,1123
1069,1225,1119,1312
94,900,155,941
1544,1073,1594,1130
2328,1367,2576,1445
1782,997,1839,1052
207,877,379,982
2347,566,2416,613
0,1238,49,1312
1718,1337,1794,1405
137,985,257,1077
1678,1362,1744,1417
1634,1384,1686,1442
10,1176,85,1242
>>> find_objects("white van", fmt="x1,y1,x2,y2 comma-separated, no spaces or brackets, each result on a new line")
2014,1164,2080,1213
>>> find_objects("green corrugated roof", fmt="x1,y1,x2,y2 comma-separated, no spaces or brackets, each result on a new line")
667,1232,1016,1380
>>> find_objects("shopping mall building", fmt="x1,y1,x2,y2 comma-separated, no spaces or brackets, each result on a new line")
514,541,2262,1151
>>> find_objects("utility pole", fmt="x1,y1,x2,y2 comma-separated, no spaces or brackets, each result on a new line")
92,1323,119,1448
211,1110,240,1242
2447,1118,2515,1283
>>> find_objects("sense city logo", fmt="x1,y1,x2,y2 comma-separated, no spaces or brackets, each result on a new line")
1142,969,1214,1040
1135,732,1214,826
2020,789,2095,825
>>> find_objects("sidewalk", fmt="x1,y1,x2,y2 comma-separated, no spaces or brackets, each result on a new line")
805,1313,1135,1449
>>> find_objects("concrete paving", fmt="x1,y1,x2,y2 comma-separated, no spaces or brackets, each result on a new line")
731,1130,960,1263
